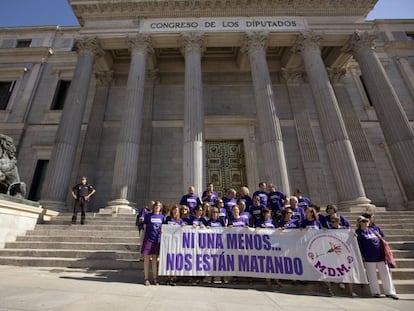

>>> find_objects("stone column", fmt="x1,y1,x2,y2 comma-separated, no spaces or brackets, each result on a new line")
77,71,113,210
107,34,153,212
283,69,330,205
181,32,205,195
40,37,103,211
344,31,414,206
242,32,290,195
293,32,372,210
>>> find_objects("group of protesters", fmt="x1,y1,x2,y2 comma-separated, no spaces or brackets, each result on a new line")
136,182,399,300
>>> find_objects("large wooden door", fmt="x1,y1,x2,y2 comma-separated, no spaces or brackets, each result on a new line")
206,140,247,197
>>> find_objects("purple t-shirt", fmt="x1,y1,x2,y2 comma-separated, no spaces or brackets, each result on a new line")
277,218,300,229
218,208,228,226
222,197,237,218
323,214,350,229
291,206,305,223
179,194,202,211
356,227,383,262
137,207,151,230
202,191,219,205
297,196,311,209
240,211,251,223
239,196,253,209
252,191,268,207
207,218,225,227
229,217,249,227
250,204,264,227
164,216,184,226
189,215,207,227
144,213,165,243
268,191,287,212
301,219,322,230
257,219,275,229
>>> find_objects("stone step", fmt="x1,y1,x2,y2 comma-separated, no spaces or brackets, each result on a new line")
4,241,140,251
0,249,140,260
16,235,140,244
375,229,414,235
45,220,137,226
392,250,414,258
379,235,414,241
389,268,414,280
25,230,139,238
394,258,414,268
0,257,141,269
34,224,138,231
390,280,414,294
388,241,414,250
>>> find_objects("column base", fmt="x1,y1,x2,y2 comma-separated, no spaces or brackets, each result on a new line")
407,201,414,209
38,200,70,213
102,199,137,215
338,197,377,213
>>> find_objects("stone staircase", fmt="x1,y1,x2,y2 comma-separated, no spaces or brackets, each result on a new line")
0,210,413,293
0,213,141,270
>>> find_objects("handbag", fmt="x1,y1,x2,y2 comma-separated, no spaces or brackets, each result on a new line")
376,233,397,268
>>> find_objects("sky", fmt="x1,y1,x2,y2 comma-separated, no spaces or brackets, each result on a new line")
0,0,413,27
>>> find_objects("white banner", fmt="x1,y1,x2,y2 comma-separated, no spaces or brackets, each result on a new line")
159,226,368,284
140,17,308,33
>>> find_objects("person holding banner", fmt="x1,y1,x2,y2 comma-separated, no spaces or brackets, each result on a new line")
300,207,322,230
277,207,300,229
165,204,184,226
323,204,350,229
142,201,165,286
206,207,226,227
356,216,399,299
238,199,252,224
189,205,207,227
215,198,229,227
180,205,191,225
288,196,305,224
256,208,275,229
228,205,249,227
250,195,265,227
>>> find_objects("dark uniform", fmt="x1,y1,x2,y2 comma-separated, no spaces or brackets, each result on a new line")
71,183,95,224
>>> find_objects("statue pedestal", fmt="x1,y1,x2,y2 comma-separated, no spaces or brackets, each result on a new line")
0,194,56,248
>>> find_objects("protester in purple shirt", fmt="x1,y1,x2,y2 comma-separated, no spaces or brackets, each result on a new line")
277,207,300,230
294,189,311,209
300,207,322,230
267,183,287,222
238,199,251,224
252,182,268,208
142,201,165,286
289,196,305,223
229,205,249,227
206,207,226,227
239,186,253,209
189,206,207,227
256,208,275,229
180,205,191,225
250,195,265,227
322,204,350,229
164,204,184,226
362,213,385,238
215,198,228,227
356,216,398,299
222,188,238,218
202,183,219,206
179,186,202,213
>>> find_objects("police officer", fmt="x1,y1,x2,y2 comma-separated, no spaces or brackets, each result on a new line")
71,176,96,225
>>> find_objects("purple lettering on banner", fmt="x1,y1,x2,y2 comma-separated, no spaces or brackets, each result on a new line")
211,254,218,270
203,254,211,271
284,257,293,274
245,234,253,249
336,264,350,276
183,232,195,248
227,233,237,249
254,235,262,250
266,256,275,273
293,257,303,275
196,254,203,271
274,256,283,273
237,234,245,249
257,255,265,272
185,254,193,271
198,233,224,249
238,254,249,271
327,267,336,277
166,253,175,271
263,235,271,250
314,260,326,273
250,255,258,272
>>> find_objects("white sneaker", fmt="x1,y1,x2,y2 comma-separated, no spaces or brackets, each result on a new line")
351,292,358,297
339,283,345,289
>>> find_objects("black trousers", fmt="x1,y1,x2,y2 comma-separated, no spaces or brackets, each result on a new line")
72,199,88,224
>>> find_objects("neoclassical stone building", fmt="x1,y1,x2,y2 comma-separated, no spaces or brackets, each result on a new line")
0,0,413,212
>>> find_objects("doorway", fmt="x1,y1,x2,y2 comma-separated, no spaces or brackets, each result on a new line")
205,140,247,197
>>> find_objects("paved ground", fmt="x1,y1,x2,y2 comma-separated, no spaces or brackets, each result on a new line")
0,265,413,311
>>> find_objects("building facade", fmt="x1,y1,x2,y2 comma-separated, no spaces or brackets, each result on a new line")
0,0,413,212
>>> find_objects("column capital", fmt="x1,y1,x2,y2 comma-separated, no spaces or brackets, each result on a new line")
240,31,269,55
128,33,154,54
75,37,104,57
281,68,305,84
342,31,377,54
291,31,322,54
180,32,205,55
95,70,114,87
327,67,347,83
